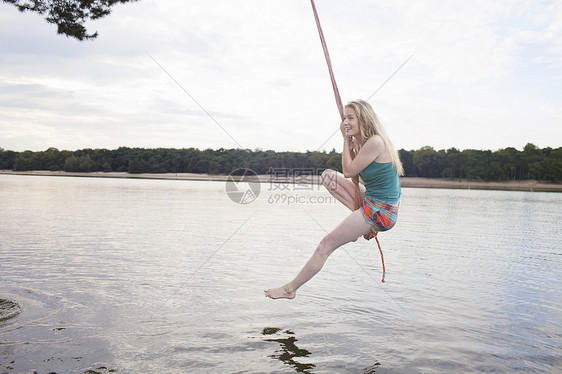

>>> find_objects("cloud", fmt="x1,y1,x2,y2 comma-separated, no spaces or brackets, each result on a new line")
0,0,560,153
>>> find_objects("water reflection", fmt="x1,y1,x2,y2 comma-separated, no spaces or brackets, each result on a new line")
363,363,381,374
262,327,382,373
262,327,316,373
2,176,560,373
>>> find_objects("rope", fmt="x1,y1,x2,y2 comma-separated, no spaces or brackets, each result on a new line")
309,0,344,121
375,234,386,283
310,0,385,282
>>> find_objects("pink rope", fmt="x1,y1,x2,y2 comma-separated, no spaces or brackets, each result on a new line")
310,0,385,282
310,0,344,121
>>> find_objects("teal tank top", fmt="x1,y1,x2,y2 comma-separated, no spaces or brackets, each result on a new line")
359,161,401,204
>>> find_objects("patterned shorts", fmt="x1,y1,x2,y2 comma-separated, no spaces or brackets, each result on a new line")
359,197,399,233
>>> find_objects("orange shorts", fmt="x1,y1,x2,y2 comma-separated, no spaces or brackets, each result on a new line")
359,197,399,232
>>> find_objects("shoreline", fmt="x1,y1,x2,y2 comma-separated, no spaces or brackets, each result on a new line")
1,170,560,192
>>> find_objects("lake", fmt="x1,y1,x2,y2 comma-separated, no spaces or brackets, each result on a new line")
1,174,560,373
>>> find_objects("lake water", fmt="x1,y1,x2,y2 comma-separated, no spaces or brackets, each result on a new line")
0,174,560,373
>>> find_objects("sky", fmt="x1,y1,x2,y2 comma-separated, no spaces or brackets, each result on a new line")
0,0,561,153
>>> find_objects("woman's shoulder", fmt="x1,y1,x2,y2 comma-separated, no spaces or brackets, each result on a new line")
365,135,391,162
366,135,384,147
364,135,386,153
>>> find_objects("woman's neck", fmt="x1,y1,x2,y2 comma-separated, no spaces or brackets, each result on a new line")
355,135,365,147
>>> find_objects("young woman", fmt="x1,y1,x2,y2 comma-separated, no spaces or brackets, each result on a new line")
264,99,403,299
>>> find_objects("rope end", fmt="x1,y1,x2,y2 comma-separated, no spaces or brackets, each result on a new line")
381,272,386,283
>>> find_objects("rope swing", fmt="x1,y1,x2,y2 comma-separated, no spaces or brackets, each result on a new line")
310,0,386,282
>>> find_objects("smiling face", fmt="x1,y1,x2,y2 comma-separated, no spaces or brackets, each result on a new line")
343,107,361,138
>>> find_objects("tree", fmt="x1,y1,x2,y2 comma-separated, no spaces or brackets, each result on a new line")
523,143,542,179
326,153,341,172
13,151,34,171
43,147,62,170
127,156,149,174
64,154,96,171
1,145,561,181
459,149,489,180
494,147,519,180
413,146,445,178
0,148,18,169
442,148,460,179
309,151,328,171
3,0,139,40
398,149,415,177
541,147,562,182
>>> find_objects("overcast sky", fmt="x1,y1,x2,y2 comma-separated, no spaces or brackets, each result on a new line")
1,0,561,153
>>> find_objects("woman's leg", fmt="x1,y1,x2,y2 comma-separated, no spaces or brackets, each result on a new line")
321,169,365,211
264,209,372,299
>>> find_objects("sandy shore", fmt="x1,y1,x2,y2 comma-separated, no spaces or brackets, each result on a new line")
1,170,560,192
398,177,561,192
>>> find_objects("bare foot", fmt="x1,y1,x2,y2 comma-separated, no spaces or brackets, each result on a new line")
264,286,296,299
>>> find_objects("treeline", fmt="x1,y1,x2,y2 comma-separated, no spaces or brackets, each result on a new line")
400,144,561,182
0,143,560,182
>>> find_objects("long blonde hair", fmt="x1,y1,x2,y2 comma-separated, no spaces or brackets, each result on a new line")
345,99,404,176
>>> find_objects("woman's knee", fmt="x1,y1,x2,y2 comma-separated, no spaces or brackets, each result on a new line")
314,234,338,257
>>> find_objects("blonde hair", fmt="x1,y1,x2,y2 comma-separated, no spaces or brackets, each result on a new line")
345,99,404,176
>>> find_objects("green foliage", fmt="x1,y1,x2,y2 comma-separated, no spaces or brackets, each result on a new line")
1,144,561,182
398,149,415,177
0,148,18,169
412,146,445,178
12,147,69,171
3,0,139,40
64,154,96,172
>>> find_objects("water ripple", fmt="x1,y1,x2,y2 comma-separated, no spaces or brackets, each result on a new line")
1,176,561,373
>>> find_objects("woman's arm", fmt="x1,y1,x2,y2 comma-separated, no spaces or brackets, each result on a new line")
342,135,385,178
341,133,355,177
